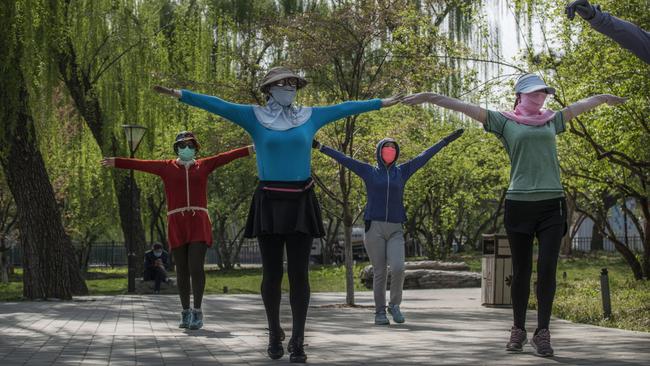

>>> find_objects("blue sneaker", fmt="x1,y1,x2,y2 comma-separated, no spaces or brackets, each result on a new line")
375,311,390,325
179,309,192,328
388,304,405,323
189,309,203,330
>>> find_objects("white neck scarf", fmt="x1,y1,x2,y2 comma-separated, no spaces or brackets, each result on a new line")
176,158,195,167
253,97,312,131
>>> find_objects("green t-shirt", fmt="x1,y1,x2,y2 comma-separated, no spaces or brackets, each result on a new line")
484,110,566,201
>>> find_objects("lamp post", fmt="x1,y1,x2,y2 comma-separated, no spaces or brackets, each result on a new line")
123,124,147,293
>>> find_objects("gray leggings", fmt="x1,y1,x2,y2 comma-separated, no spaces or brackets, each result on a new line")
171,243,207,310
364,221,405,313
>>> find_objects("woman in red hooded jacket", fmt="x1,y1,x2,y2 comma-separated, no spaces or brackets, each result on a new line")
101,131,253,330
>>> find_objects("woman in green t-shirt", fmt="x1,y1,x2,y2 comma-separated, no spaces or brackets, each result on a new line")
403,74,625,357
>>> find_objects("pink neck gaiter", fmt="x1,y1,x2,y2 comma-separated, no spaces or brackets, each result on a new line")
381,146,396,165
501,92,556,126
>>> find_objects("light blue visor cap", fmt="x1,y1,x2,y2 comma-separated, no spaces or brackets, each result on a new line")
515,74,556,95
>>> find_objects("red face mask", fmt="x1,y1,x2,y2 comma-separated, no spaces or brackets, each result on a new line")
381,146,397,165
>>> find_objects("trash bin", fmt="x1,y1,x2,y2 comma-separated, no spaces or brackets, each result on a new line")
481,233,512,307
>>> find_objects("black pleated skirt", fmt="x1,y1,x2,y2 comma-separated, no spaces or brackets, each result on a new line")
244,178,325,238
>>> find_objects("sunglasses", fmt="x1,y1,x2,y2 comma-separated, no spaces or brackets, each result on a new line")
176,141,196,149
273,78,299,87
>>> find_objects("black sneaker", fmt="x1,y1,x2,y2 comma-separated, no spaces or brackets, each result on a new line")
531,328,554,357
267,329,284,360
288,337,307,363
506,326,528,352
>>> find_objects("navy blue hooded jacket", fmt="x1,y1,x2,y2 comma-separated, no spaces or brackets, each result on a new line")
319,137,452,223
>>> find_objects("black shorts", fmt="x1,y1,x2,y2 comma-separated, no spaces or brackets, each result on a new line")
504,197,568,236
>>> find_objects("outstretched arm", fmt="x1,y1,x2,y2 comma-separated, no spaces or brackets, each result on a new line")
566,0,650,64
102,157,167,176
311,94,403,130
399,129,464,180
199,145,254,173
402,93,487,124
315,141,372,178
153,86,256,133
561,94,626,122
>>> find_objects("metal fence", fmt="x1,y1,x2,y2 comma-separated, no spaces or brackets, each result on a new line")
572,236,643,252
7,236,645,267
8,240,263,268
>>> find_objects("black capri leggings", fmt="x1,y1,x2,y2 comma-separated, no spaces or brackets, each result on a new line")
505,198,567,331
258,232,312,339
171,242,208,310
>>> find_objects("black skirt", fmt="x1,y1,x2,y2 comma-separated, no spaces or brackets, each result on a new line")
504,197,568,236
244,178,325,238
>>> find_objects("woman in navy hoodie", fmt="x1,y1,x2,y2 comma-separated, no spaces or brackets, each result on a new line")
313,129,463,325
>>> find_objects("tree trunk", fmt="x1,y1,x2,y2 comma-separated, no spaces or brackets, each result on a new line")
343,213,355,305
560,195,575,256
0,31,88,297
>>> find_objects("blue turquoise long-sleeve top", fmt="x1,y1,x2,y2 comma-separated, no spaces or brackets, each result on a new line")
319,138,451,223
179,90,382,181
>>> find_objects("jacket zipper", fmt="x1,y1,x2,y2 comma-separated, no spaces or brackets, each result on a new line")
185,165,191,212
385,167,390,222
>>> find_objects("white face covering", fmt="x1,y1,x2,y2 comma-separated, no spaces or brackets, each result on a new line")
153,250,162,257
269,86,297,106
253,86,312,131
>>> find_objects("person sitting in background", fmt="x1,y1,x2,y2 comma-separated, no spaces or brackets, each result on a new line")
144,242,170,294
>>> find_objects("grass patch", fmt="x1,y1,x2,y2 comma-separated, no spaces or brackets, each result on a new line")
528,253,650,333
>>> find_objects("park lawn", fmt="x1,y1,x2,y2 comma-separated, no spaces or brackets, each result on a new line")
1,255,648,333
0,263,371,301
528,253,650,333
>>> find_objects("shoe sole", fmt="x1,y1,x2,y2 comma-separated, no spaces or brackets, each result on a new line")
506,338,527,352
189,324,203,330
374,321,390,325
290,355,307,363
268,351,284,360
531,340,553,357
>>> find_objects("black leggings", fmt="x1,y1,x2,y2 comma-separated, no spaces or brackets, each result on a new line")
171,243,208,309
505,198,566,331
258,232,312,339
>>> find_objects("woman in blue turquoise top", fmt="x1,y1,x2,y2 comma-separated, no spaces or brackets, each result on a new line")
154,66,401,363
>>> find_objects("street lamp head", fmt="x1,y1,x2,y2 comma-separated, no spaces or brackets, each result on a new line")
122,125,147,154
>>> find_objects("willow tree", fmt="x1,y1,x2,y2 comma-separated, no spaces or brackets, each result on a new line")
44,0,154,271
0,0,88,299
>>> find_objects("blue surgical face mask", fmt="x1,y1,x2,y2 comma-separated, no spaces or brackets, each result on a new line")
154,250,162,257
178,147,196,161
269,85,297,107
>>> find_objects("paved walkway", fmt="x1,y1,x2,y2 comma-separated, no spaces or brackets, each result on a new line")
0,288,649,365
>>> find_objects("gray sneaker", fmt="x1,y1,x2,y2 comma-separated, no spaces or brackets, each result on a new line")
506,326,528,352
374,311,390,325
189,309,203,330
387,304,405,323
531,328,554,357
179,309,192,328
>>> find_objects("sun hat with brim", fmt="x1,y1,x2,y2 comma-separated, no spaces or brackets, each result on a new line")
173,131,201,151
259,66,308,92
514,73,556,95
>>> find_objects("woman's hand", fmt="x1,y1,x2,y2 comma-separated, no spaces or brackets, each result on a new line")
153,85,181,98
100,157,115,168
381,92,405,108
602,94,627,106
402,92,436,106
